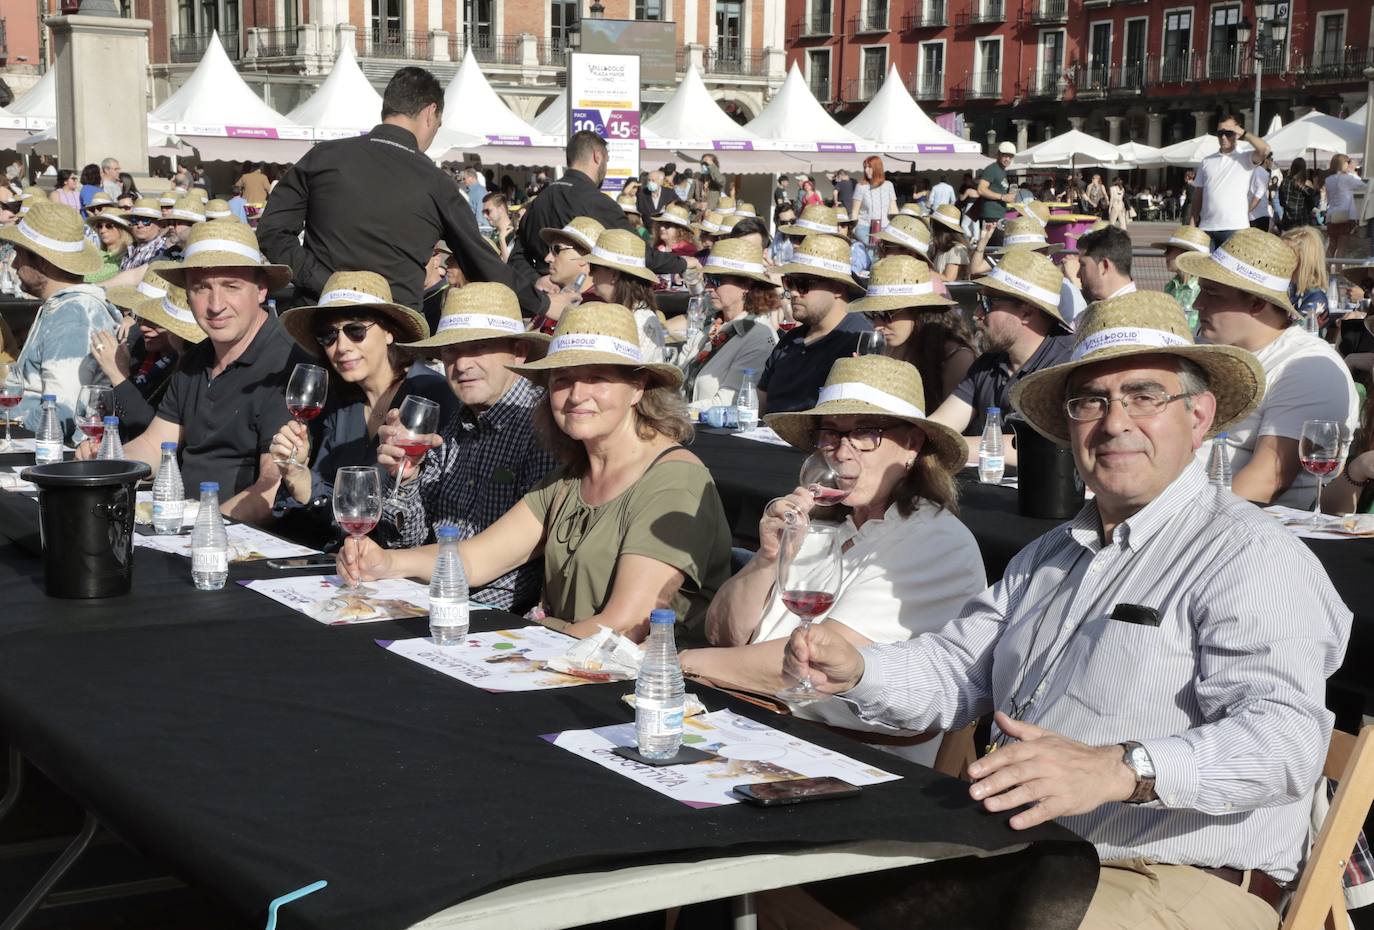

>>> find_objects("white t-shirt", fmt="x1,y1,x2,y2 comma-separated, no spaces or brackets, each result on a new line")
1325,172,1365,220
929,181,956,208
1248,166,1271,221
1196,326,1359,508
753,500,987,766
1193,150,1256,232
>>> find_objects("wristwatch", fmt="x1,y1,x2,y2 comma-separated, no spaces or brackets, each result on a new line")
1119,741,1157,804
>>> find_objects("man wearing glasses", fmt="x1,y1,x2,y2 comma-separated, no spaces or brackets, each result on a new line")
1189,115,1271,250
785,291,1351,929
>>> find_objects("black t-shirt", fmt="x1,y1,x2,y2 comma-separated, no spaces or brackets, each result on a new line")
157,313,306,496
952,334,1075,435
758,313,873,415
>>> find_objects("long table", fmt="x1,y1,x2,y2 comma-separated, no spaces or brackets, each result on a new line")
0,485,1097,929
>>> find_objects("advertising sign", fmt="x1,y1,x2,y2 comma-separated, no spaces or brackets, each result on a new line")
567,52,641,193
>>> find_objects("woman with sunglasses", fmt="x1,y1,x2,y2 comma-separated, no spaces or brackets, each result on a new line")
85,210,134,284
273,272,457,545
585,228,670,363
684,238,779,407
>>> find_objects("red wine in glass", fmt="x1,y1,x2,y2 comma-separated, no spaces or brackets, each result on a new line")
780,589,836,619
392,438,431,461
0,395,19,410
281,364,328,470
1299,419,1344,529
288,402,324,422
388,395,441,499
775,522,844,705
333,466,382,593
80,417,106,445
1300,458,1339,478
808,486,849,505
337,516,378,537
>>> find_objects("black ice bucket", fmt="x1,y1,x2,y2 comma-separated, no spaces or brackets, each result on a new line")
20,460,151,598
1007,415,1084,520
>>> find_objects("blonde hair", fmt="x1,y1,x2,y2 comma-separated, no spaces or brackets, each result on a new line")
1281,226,1329,294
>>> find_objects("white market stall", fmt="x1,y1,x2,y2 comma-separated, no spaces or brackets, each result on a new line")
640,65,766,164
843,66,986,170
1010,129,1125,169
1155,133,1252,167
1263,111,1365,165
431,54,563,165
740,64,873,172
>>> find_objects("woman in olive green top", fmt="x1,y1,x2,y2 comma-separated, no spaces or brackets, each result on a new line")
337,303,731,645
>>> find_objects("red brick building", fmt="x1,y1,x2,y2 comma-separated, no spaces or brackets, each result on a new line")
786,0,1372,154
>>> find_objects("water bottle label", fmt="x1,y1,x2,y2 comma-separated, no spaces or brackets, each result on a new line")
192,548,228,573
979,454,1004,471
429,598,469,627
153,499,185,522
34,440,62,464
635,696,684,738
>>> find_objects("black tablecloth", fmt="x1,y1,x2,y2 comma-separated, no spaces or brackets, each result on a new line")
0,489,1096,930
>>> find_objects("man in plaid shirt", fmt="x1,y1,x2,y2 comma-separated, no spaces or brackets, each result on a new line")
378,284,556,611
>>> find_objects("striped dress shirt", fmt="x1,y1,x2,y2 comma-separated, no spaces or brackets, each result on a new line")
843,462,1351,881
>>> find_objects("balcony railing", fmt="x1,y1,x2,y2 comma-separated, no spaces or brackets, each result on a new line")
902,2,946,28
849,5,889,32
1296,46,1373,82
962,0,1004,25
1078,62,1110,94
843,71,887,101
254,26,299,57
172,31,239,62
1105,62,1147,94
1205,46,1243,79
706,47,768,76
449,33,522,64
1154,52,1194,83
809,78,832,102
911,72,944,99
965,70,1002,98
537,36,568,65
1023,67,1065,98
1028,0,1066,23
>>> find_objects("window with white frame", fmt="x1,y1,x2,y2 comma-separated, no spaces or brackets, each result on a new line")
1316,12,1345,67
975,37,1001,95
918,40,944,97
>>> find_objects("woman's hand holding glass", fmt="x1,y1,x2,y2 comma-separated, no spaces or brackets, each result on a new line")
335,533,395,588
376,409,443,489
270,420,314,502
758,487,818,563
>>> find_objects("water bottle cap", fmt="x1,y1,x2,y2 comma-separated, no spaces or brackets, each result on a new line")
160,441,177,451
436,526,460,540
102,415,118,426
649,608,676,624
1216,432,1228,439
41,394,55,402
743,368,755,375
199,481,219,493
987,406,1000,414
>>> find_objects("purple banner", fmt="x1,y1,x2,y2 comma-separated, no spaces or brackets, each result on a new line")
816,142,857,153
570,108,605,136
713,140,754,151
485,134,532,145
916,143,956,153
606,110,640,141
226,127,280,139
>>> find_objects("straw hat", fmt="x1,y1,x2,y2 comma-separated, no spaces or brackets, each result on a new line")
166,194,206,224
401,282,550,355
929,204,965,235
776,234,863,294
538,216,603,252
584,228,658,284
204,199,235,221
996,217,1061,254
1086,219,1110,234
834,205,852,224
734,201,758,219
973,248,1068,325
716,195,737,216
693,211,725,235
105,262,175,313
1175,228,1297,317
616,194,640,217
126,197,163,221
0,201,102,276
87,192,118,212
765,355,967,473
157,220,292,290
1021,201,1051,229
86,208,130,232
717,214,744,232
1149,224,1211,255
506,301,682,388
702,237,772,285
133,282,207,344
193,188,210,203
279,271,429,358
779,204,840,237
1009,291,1266,445
653,203,693,229
876,214,933,261
848,255,957,314
158,187,187,207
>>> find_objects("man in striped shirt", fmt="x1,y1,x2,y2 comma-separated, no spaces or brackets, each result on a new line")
786,292,1352,928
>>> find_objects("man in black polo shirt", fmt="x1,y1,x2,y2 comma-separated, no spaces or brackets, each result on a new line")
930,248,1074,461
80,221,307,527
759,234,872,414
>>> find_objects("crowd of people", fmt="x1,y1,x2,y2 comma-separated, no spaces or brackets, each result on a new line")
3,64,1374,926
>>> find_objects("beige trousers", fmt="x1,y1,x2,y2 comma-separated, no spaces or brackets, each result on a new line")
1079,859,1280,930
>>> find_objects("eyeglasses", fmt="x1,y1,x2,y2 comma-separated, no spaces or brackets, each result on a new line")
782,276,822,295
548,243,578,257
314,320,379,349
977,294,1018,315
1215,130,1237,140
812,426,895,452
1064,390,1194,421
863,310,895,324
128,217,157,227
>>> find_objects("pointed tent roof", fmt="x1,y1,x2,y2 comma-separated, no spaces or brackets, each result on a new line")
441,53,556,145
532,91,567,136
641,66,762,149
287,42,382,135
1116,140,1164,167
1156,132,1252,167
1264,111,1366,163
743,63,865,150
1348,103,1367,127
9,69,55,127
1011,129,1124,168
844,66,979,155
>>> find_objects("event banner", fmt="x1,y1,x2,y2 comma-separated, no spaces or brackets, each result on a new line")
545,709,900,809
567,52,640,193
379,627,598,692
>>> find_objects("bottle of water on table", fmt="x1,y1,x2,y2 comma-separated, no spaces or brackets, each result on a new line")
978,407,1005,484
34,394,62,465
429,525,470,645
152,442,185,536
735,369,759,432
96,416,124,460
191,482,228,591
1207,432,1232,490
635,609,686,760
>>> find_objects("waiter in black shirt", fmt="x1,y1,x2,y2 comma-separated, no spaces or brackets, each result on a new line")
257,68,531,314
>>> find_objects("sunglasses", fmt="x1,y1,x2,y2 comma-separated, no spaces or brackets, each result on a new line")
548,243,579,256
314,320,378,349
863,310,895,324
782,276,822,295
129,217,157,227
1215,130,1237,139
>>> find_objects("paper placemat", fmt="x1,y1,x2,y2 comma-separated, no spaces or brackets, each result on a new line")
379,627,601,692
240,574,432,625
1264,505,1374,540
135,522,317,561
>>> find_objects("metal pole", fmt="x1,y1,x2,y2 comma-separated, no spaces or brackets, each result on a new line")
1364,67,1374,176
1252,38,1262,133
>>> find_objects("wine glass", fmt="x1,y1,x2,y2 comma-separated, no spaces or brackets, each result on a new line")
333,466,382,593
388,395,440,499
276,363,329,470
856,330,886,356
1299,419,1343,529
76,384,114,446
799,452,850,507
775,522,844,705
0,366,21,451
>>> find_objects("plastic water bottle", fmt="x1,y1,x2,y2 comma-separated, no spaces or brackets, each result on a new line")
978,407,1005,484
429,525,470,645
96,416,124,460
735,369,759,432
1304,306,1321,335
152,442,185,536
635,608,685,760
34,394,62,465
1207,432,1232,490
190,482,228,591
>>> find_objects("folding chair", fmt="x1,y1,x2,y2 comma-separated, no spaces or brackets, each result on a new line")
1281,725,1374,930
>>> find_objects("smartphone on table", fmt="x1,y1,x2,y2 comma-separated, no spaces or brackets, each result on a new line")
733,776,861,807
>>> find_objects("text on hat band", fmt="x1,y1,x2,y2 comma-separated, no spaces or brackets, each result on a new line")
983,266,1060,307
793,218,838,233
591,245,647,268
1069,326,1190,361
547,332,642,362
866,281,935,297
1210,249,1292,293
707,256,766,275
160,297,197,325
790,253,852,275
320,288,387,306
437,313,522,335
880,225,930,254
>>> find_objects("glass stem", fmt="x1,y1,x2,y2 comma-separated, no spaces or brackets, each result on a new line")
797,619,815,690
1312,475,1324,526
389,458,406,500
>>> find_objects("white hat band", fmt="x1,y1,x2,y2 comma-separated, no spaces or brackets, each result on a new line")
137,280,168,299
1168,235,1208,253
160,297,197,325
1004,233,1048,246
984,266,1059,307
320,288,387,306
817,382,925,419
130,208,161,219
734,208,757,218
17,219,84,253
168,210,204,222
655,213,691,226
548,332,642,362
790,253,852,275
707,256,766,275
1210,249,1291,292
793,217,837,233
865,281,935,297
558,226,595,248
1070,326,1190,361
437,313,522,334
881,226,929,254
696,221,722,233
183,238,264,263
591,245,646,268
206,209,232,219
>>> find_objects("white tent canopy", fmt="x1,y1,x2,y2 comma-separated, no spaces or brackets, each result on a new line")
1155,133,1252,167
642,65,763,153
1349,103,1367,127
1264,112,1365,164
843,65,984,169
531,91,566,136
286,43,381,137
744,64,864,152
8,69,55,129
441,54,558,146
1116,141,1164,168
19,125,185,158
1011,129,1124,168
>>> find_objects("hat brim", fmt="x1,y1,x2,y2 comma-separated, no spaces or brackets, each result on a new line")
973,271,1068,327
584,251,658,285
507,350,683,389
847,292,957,313
87,212,130,230
280,300,430,358
159,257,292,292
105,286,149,312
930,213,964,234
701,261,772,285
1008,344,1266,446
403,327,550,358
993,242,1064,255
775,261,865,295
132,296,208,344
1149,241,1209,255
1174,251,1296,318
765,402,968,475
539,227,594,250
0,225,104,276
778,224,838,237
653,214,693,229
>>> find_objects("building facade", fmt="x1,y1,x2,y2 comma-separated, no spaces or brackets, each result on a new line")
786,0,1372,155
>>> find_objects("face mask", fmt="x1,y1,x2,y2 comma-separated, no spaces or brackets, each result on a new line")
701,163,709,172
5,165,18,179
646,181,659,193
